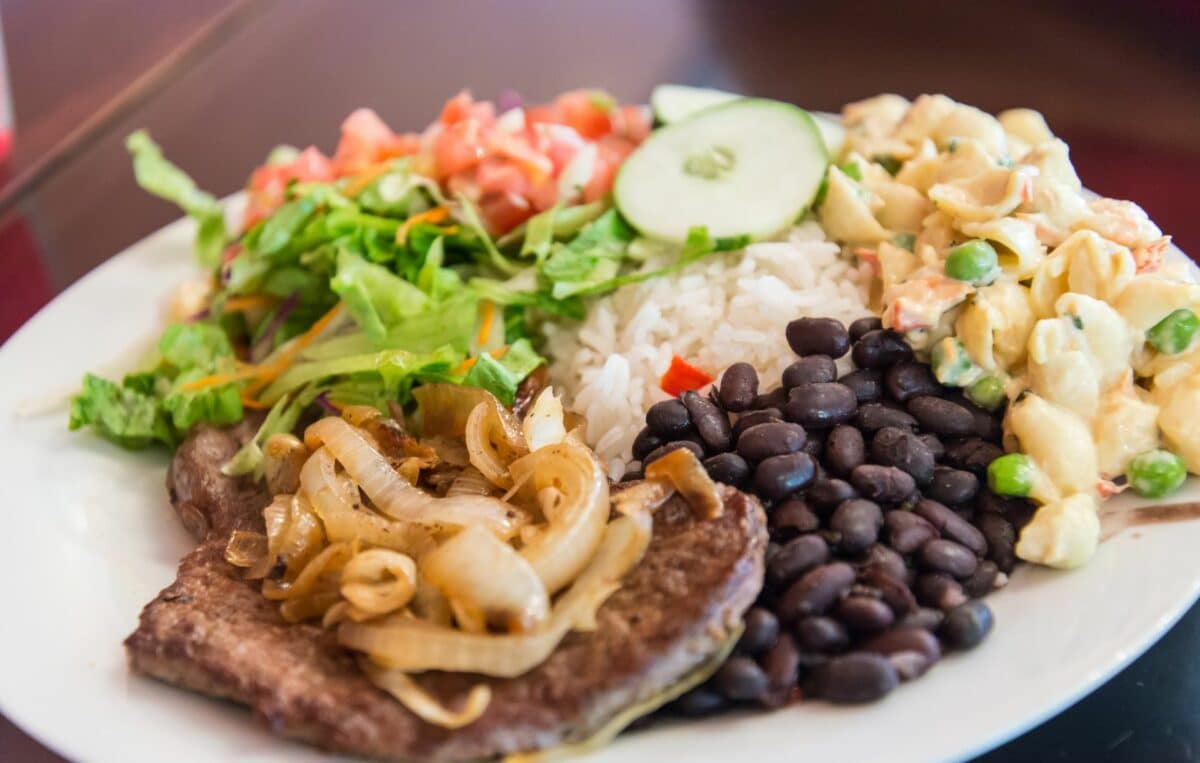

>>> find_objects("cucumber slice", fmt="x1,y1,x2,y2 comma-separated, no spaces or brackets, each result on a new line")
814,115,846,157
650,84,740,124
615,99,829,243
651,84,845,156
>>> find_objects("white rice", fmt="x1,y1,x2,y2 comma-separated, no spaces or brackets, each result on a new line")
544,221,874,479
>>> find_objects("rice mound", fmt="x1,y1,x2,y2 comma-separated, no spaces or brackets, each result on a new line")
544,222,874,479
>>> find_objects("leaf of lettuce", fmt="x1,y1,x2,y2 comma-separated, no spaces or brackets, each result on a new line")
161,367,244,431
68,373,176,449
331,249,430,342
461,338,544,406
126,130,227,268
222,385,319,478
158,322,234,369
455,193,523,276
255,196,318,257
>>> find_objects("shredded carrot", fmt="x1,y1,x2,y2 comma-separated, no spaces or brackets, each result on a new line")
343,163,392,197
221,294,276,314
183,303,345,393
396,206,449,244
476,301,497,346
452,345,509,376
240,395,272,410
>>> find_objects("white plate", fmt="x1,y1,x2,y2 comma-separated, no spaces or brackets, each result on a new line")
1,208,1198,763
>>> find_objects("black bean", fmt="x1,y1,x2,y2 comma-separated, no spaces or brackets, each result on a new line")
870,427,935,485
715,656,770,701
884,511,938,554
795,616,849,653
737,607,781,655
767,534,830,587
718,362,759,413
785,383,858,429
777,562,857,620
914,499,987,557
907,395,976,437
926,466,979,505
674,687,728,716
915,573,968,610
631,427,662,462
737,422,807,463
754,452,816,501
835,596,895,633
965,400,1003,442
801,430,827,459
863,628,941,681
884,361,943,402
918,433,945,461
732,408,782,440
859,544,912,585
751,387,789,411
917,539,979,578
975,512,1017,573
849,316,883,342
815,652,899,703
681,390,733,453
642,439,705,467
854,402,918,432
940,600,994,650
806,477,857,512
786,317,851,358
898,607,946,633
830,499,883,554
759,633,801,708
703,452,750,486
961,560,1001,598
859,566,919,616
942,438,1005,479
770,498,821,540
646,398,692,438
824,425,866,477
840,368,883,403
782,355,838,388
850,464,916,503
851,329,913,369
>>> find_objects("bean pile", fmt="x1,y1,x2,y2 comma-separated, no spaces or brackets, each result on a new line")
625,316,1034,712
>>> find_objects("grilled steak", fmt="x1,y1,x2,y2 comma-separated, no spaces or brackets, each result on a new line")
128,424,767,761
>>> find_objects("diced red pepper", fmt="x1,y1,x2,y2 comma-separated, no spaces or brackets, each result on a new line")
660,355,714,397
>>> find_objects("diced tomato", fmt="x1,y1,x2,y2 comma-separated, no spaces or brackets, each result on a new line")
555,89,615,140
243,146,335,228
484,130,554,184
479,192,534,235
525,103,567,127
475,158,531,198
434,120,486,177
583,135,634,202
527,178,560,211
614,104,652,142
333,108,399,175
661,355,714,397
531,122,586,173
440,90,495,126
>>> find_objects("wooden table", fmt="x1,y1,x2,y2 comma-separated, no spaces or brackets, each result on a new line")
2,1,1199,760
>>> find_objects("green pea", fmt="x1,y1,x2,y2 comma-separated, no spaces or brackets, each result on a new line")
945,239,1000,285
1127,449,1187,499
931,337,974,386
987,453,1036,497
1147,309,1199,355
968,375,1006,410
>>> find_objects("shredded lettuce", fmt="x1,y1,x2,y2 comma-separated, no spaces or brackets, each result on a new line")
331,249,431,342
461,338,544,405
222,386,320,478
126,131,227,268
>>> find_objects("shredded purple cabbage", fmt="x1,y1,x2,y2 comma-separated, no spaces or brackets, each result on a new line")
314,392,342,416
250,293,300,362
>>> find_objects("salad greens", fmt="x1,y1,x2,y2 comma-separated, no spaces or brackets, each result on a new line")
71,129,749,459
